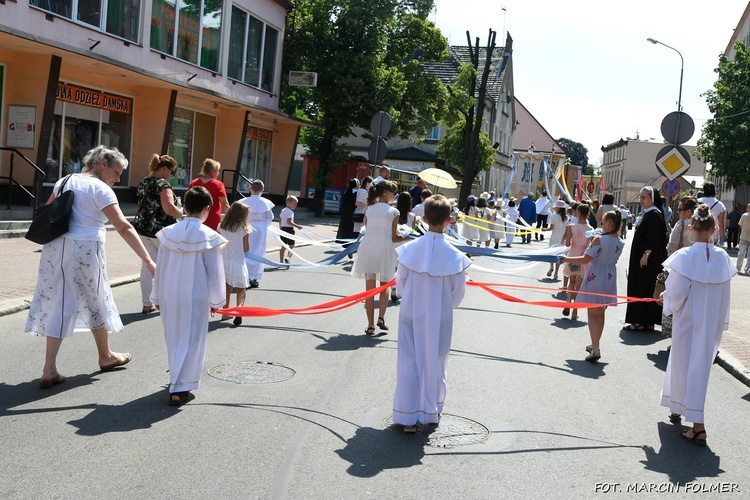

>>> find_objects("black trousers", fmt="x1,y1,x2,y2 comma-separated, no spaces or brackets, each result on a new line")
535,214,547,240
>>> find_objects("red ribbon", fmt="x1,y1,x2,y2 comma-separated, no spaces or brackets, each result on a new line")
219,280,396,317
219,278,660,317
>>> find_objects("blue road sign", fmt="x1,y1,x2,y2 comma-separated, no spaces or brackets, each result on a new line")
662,178,680,197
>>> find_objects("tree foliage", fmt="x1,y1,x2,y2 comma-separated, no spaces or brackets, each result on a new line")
436,63,495,176
282,0,449,198
696,41,750,187
557,138,588,168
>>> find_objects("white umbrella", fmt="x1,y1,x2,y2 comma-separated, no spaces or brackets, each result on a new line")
418,168,457,191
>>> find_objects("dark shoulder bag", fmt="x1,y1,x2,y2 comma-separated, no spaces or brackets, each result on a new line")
25,175,75,245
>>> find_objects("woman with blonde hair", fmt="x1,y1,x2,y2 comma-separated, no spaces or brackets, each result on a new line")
188,158,230,230
26,146,156,387
133,154,184,314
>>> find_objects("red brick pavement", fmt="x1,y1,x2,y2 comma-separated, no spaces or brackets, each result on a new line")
2,227,749,386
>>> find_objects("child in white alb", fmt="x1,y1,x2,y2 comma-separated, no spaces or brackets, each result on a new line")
151,186,227,406
392,194,471,433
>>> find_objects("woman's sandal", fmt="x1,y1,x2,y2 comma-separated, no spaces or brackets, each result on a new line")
562,307,570,317
681,428,707,446
377,317,389,331
623,324,642,331
585,348,601,362
403,425,417,434
669,413,682,424
365,326,376,336
585,344,594,353
571,311,579,321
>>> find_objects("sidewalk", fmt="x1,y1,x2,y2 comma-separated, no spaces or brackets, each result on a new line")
2,222,749,387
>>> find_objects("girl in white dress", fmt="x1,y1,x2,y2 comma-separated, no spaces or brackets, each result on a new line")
544,201,569,279
218,202,251,326
352,180,408,335
659,204,736,446
353,176,373,234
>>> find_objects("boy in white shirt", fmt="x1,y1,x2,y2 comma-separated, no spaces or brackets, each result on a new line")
279,195,303,266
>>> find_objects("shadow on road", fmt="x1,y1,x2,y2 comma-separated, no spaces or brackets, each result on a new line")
67,388,178,435
647,348,670,372
335,426,425,477
315,333,389,351
619,328,665,346
640,422,724,484
0,374,97,414
563,359,609,379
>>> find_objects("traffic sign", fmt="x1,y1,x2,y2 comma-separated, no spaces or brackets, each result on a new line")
368,137,387,164
370,111,392,137
660,111,695,145
655,145,691,181
662,178,680,197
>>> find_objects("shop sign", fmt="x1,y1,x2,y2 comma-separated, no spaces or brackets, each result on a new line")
247,126,273,142
6,105,36,149
56,84,133,114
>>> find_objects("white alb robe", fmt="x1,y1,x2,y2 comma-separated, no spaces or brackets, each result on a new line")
392,232,471,425
660,242,735,422
241,194,275,280
151,217,227,393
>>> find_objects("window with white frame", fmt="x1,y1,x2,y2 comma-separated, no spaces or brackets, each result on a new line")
150,0,222,72
227,5,279,92
425,123,440,141
30,0,141,43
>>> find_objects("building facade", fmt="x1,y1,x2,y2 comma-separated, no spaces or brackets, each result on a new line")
0,0,309,206
601,138,707,213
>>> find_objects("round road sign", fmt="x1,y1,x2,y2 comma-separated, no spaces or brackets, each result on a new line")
660,111,695,145
662,178,681,197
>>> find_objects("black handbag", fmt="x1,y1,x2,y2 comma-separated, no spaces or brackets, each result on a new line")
351,212,365,223
25,175,75,245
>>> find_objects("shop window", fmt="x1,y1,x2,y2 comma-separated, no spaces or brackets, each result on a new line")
45,83,133,187
150,0,222,72
228,5,278,92
239,125,272,191
167,107,216,188
30,0,140,43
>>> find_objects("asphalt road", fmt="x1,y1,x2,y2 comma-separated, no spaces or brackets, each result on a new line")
1,242,749,499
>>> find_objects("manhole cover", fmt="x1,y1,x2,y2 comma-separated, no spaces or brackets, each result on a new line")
383,413,489,447
208,361,296,384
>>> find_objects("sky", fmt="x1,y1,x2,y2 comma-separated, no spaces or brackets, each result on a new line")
432,0,749,165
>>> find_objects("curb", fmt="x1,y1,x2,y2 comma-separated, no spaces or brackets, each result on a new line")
716,351,750,387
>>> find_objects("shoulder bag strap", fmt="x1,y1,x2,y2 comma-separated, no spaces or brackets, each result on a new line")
56,174,73,197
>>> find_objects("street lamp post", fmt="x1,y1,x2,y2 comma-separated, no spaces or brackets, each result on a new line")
647,38,684,112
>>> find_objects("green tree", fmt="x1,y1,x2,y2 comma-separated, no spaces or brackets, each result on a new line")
557,137,588,168
282,0,449,201
436,63,495,179
696,41,750,187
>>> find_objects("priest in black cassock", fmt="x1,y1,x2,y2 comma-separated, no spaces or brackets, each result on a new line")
624,186,668,331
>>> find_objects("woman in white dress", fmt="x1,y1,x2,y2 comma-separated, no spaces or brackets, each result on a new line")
352,180,408,335
659,204,735,446
26,146,156,388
